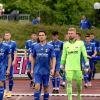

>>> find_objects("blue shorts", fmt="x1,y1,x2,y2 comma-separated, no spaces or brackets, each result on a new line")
34,74,50,87
0,67,6,81
27,59,31,70
55,62,60,72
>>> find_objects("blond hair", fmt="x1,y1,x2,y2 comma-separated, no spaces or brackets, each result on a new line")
68,27,76,33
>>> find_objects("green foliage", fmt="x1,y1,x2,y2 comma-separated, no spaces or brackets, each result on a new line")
0,0,100,26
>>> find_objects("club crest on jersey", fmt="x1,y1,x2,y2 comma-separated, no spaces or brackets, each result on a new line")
45,49,48,53
0,49,4,56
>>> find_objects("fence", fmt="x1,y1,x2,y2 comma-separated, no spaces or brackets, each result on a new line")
0,14,30,21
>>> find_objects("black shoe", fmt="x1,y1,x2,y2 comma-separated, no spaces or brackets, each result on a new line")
30,81,34,88
60,84,66,88
84,84,88,88
52,89,56,93
55,90,59,94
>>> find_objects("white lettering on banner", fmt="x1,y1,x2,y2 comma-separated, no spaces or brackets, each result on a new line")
14,54,28,78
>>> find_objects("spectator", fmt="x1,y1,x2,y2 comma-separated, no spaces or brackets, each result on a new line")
32,17,40,25
0,3,4,16
9,10,19,21
80,15,91,30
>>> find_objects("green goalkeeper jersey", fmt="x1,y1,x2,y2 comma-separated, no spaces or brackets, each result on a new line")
61,40,88,70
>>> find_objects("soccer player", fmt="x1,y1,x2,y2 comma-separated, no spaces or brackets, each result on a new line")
30,30,56,100
49,31,63,93
84,35,97,87
60,27,89,100
4,32,17,98
90,33,99,79
25,32,37,88
90,33,99,48
0,34,11,100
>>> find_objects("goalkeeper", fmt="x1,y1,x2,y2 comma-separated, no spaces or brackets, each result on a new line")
60,27,89,100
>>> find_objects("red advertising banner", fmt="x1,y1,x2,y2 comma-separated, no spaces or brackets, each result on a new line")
14,53,28,77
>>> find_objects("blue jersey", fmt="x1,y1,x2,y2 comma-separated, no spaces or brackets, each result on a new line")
25,40,37,55
90,39,99,47
4,40,17,61
0,42,10,80
90,39,99,52
49,40,63,62
80,19,91,29
31,43,55,75
84,42,96,56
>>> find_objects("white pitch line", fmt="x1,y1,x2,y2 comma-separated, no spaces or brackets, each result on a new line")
12,93,100,97
16,96,22,100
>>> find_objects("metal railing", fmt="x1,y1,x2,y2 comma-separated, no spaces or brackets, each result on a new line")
0,14,30,21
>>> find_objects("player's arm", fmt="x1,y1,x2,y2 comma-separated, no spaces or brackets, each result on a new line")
29,53,35,74
60,43,67,69
6,54,11,76
81,42,90,72
81,42,88,63
13,43,17,66
51,57,56,72
50,45,56,76
29,45,36,74
24,41,28,60
92,46,97,58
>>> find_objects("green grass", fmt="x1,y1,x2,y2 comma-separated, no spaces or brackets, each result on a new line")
0,21,100,72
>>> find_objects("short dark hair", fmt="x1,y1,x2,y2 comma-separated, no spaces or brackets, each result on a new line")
85,34,90,38
76,32,81,37
52,31,58,36
38,30,47,35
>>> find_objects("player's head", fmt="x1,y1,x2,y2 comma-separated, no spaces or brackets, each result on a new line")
89,33,95,40
76,32,81,40
4,32,11,41
81,15,86,20
85,34,91,43
0,34,3,42
52,31,59,41
31,32,37,41
38,30,47,42
68,27,76,40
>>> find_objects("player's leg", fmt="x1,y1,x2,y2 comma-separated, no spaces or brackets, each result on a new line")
7,66,13,98
0,68,6,100
52,65,56,93
43,74,50,100
88,59,93,87
61,71,66,88
34,74,41,100
75,71,82,100
83,72,89,88
0,81,4,100
92,60,96,79
66,71,73,100
82,60,89,88
3,66,7,97
55,63,60,93
27,61,34,88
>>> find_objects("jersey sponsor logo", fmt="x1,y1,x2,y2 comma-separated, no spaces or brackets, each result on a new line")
37,53,48,57
68,51,78,54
